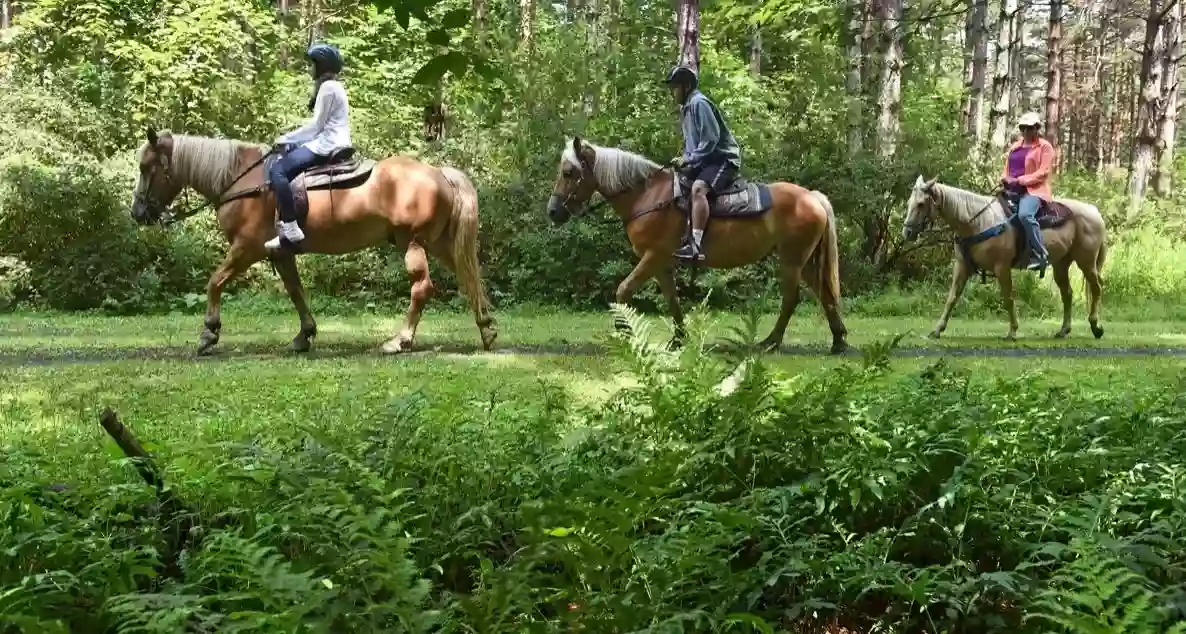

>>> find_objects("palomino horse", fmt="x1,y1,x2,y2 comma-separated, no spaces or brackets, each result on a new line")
902,176,1107,340
130,129,497,355
546,137,849,354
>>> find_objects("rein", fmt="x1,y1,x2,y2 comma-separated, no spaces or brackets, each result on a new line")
160,149,276,226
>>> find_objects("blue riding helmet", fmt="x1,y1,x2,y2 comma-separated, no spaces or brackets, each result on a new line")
306,43,344,74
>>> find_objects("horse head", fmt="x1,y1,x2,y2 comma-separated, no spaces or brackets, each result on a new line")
902,175,939,241
131,128,181,226
546,136,599,225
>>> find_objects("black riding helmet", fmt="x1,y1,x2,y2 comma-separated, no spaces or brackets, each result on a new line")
306,43,344,75
664,65,698,89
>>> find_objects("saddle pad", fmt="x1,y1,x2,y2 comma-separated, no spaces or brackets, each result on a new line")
673,174,773,218
998,193,1073,229
295,159,376,190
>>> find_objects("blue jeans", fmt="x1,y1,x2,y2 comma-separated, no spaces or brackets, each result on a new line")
269,146,330,223
1018,194,1047,262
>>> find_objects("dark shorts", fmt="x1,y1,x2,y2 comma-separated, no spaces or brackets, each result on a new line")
690,160,738,194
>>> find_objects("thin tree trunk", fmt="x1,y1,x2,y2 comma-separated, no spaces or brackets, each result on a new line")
677,0,700,72
876,0,903,158
278,0,289,66
1095,5,1113,174
847,0,866,156
963,0,989,159
1130,0,1173,217
520,0,535,50
749,27,762,76
1155,0,1182,195
990,0,1017,150
1010,2,1026,118
1,0,10,30
473,0,487,37
1046,0,1062,152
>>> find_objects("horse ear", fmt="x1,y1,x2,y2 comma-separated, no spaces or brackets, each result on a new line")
146,128,158,146
914,175,925,188
924,176,939,190
571,137,583,158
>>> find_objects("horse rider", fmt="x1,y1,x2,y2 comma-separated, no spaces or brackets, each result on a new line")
265,42,353,251
664,65,742,262
1001,111,1056,270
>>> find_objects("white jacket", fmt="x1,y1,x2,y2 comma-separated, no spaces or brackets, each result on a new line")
278,79,352,156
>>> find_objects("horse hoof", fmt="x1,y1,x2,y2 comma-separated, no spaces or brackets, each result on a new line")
666,336,684,351
1091,323,1104,339
829,342,851,356
289,337,312,353
381,337,413,355
757,338,781,353
1002,334,1016,342
196,332,219,356
480,328,498,351
1052,329,1070,340
927,330,942,340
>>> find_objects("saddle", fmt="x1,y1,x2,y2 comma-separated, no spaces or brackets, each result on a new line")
673,172,773,219
265,147,376,226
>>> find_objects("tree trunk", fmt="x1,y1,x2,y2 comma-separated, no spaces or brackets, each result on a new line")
1009,2,1026,118
749,26,762,76
1045,0,1062,151
990,0,1017,150
473,0,487,36
677,0,700,72
1130,0,1173,217
520,0,535,50
963,0,989,158
847,0,866,156
1155,0,1182,195
876,0,902,158
1094,5,1113,174
1,0,10,30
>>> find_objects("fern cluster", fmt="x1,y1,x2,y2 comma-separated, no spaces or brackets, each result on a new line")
3,310,1186,633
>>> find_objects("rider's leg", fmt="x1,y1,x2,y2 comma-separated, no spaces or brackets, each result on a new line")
676,162,726,261
1018,193,1048,269
266,147,325,249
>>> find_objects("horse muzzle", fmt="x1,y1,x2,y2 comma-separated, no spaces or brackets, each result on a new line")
547,195,571,225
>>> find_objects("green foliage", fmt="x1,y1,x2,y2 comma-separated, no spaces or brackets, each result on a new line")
3,315,1186,631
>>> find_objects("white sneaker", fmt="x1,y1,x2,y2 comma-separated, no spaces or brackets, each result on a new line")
265,221,305,250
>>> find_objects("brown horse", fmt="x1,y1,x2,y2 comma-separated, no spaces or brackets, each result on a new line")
545,137,849,354
902,176,1107,340
130,129,496,355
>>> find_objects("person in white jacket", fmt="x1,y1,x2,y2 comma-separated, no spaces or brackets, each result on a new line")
265,42,352,250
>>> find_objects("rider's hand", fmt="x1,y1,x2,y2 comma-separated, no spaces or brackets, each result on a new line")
670,156,687,170
1002,176,1017,185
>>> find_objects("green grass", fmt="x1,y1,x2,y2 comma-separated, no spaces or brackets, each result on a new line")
2,308,1186,633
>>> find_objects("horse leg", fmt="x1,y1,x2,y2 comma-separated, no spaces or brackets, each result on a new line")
655,265,686,349
1076,250,1105,339
1051,257,1073,338
423,239,497,351
758,257,802,352
382,241,433,354
930,257,972,339
271,253,318,352
994,263,1019,341
802,254,850,355
198,244,257,356
613,251,665,334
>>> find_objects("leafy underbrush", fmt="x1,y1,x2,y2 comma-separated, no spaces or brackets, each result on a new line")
2,308,1186,633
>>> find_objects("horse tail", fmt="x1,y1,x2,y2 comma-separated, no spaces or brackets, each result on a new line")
809,190,842,305
439,166,490,319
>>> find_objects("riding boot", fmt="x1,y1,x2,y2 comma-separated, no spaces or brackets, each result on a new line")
1022,216,1047,270
265,221,306,250
674,229,705,262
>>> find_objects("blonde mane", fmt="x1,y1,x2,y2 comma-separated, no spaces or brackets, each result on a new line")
930,182,1006,233
137,132,265,198
561,139,661,195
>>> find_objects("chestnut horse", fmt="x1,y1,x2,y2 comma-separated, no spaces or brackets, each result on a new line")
902,176,1106,341
546,137,849,354
130,129,496,355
